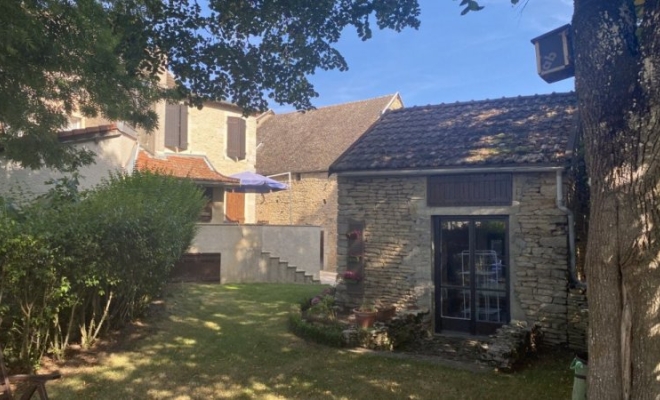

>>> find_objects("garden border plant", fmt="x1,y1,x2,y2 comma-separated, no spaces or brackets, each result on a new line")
0,171,205,371
288,287,352,348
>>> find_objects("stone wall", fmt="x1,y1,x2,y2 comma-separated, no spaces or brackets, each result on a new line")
335,172,581,346
335,176,430,310
256,172,337,270
511,173,570,345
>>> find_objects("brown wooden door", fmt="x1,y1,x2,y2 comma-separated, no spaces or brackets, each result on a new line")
226,192,245,223
171,253,221,282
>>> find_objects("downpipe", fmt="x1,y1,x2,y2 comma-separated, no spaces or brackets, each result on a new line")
556,170,586,289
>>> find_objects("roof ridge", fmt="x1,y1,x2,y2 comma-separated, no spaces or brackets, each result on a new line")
272,93,398,116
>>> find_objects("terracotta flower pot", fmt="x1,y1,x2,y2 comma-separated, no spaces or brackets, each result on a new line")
353,309,378,329
376,305,396,322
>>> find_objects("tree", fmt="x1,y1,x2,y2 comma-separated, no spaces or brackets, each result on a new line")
463,1,659,398
0,0,421,170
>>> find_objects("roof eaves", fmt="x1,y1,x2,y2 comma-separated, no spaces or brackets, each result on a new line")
333,164,567,177
58,124,120,142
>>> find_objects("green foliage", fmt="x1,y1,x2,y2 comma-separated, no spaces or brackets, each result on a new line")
0,0,162,170
0,0,421,171
0,171,205,370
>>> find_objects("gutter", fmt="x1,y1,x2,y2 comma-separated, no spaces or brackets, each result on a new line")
555,169,586,289
334,165,564,177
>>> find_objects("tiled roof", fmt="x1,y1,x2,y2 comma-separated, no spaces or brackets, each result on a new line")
256,94,400,175
136,150,239,184
330,92,577,173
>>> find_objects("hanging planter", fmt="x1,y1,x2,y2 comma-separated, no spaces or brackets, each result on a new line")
346,229,362,240
341,270,362,284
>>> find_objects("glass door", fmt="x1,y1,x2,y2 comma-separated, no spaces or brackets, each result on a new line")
434,217,508,335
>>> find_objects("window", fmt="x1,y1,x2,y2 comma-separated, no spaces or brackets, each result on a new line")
226,116,246,160
65,116,82,130
165,103,188,149
427,174,512,207
198,187,213,222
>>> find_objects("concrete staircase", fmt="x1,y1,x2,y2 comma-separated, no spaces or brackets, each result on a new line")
260,252,320,284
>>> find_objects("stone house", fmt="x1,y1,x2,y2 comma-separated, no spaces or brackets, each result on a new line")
256,94,403,271
329,92,586,347
137,98,258,224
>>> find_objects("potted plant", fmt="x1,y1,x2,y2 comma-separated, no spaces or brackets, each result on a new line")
376,304,396,322
345,229,362,240
353,300,377,329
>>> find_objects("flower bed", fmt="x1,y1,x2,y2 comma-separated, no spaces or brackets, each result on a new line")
289,288,432,352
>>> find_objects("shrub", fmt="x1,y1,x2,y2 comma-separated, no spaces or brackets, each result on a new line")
0,171,205,370
288,312,346,348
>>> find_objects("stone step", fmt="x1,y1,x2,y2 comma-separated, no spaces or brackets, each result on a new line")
294,269,306,283
286,265,298,282
278,261,288,283
259,251,319,284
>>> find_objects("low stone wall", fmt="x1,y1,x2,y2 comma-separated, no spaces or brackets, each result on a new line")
341,309,432,350
189,223,321,283
481,320,542,371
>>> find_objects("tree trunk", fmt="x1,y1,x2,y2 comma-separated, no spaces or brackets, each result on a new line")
573,0,660,398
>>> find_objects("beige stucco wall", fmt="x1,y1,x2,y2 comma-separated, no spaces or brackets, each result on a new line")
335,172,573,345
157,102,258,224
0,132,138,198
256,172,337,271
189,223,321,283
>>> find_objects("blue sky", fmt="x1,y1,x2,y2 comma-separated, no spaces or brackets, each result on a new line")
274,0,574,112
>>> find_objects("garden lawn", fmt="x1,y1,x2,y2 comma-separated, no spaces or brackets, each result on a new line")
48,283,573,399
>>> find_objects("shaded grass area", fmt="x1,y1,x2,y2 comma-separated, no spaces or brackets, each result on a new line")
48,283,573,399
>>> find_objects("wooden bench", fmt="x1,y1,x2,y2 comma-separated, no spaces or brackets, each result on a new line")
1,345,61,400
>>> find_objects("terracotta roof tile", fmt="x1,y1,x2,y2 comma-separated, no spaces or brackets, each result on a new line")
330,92,577,173
256,94,400,175
136,150,239,184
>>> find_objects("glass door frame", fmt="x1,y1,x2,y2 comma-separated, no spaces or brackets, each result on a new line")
433,216,510,335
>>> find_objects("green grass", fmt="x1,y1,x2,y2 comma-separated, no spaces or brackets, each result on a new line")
48,283,573,399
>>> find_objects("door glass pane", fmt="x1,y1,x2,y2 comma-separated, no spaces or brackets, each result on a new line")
440,220,470,287
476,290,507,323
441,288,471,320
474,220,506,291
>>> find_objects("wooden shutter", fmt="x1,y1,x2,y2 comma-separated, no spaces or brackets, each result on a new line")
227,117,246,160
237,118,246,159
165,103,188,149
178,105,188,149
427,174,512,207
165,103,180,148
226,192,245,223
